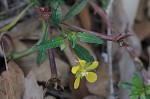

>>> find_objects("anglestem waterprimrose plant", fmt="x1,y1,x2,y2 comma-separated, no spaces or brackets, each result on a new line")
71,60,99,89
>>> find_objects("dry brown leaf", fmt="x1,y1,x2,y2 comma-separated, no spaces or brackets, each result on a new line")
8,18,41,40
69,74,91,99
86,61,109,98
13,40,38,75
0,91,6,99
134,20,150,41
146,0,150,19
135,0,146,21
60,5,78,29
0,61,24,99
78,6,91,30
23,71,43,99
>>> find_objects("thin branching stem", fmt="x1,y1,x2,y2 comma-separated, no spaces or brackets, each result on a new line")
61,22,132,42
48,49,57,78
62,23,115,41
89,1,150,84
0,3,33,33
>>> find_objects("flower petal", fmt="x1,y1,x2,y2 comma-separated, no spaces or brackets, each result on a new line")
86,61,99,70
85,72,97,82
74,76,80,89
79,60,86,67
71,66,79,74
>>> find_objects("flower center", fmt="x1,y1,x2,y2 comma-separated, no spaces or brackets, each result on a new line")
81,70,88,76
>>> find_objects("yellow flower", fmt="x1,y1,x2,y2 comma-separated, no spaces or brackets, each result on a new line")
71,60,99,89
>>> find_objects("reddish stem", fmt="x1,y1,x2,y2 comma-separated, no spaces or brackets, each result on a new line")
62,23,132,42
47,24,58,78
89,1,120,33
48,49,57,78
89,1,150,84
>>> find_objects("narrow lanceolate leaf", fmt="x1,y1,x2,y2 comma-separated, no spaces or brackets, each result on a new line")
36,20,48,65
50,1,62,26
63,0,89,21
36,50,47,65
118,81,135,90
146,86,150,95
36,21,48,65
130,95,138,99
60,43,66,50
34,36,66,50
146,95,150,98
31,0,41,6
140,93,147,99
69,33,77,48
132,73,142,88
76,32,103,44
45,0,64,5
73,44,94,62
56,0,65,5
129,90,139,99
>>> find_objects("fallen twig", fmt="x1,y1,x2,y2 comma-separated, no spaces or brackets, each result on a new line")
0,38,16,99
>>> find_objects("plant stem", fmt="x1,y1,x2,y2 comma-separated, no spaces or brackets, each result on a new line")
62,23,114,41
47,24,58,78
62,23,131,42
0,2,33,33
48,49,57,78
89,1,150,84
9,47,34,60
89,1,120,33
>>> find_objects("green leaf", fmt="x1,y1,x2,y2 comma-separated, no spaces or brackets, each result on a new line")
129,90,139,99
63,0,88,21
130,95,138,99
45,0,64,5
36,34,48,65
146,95,150,98
101,0,110,9
129,90,139,96
31,0,41,6
132,73,142,88
57,0,65,5
146,86,150,95
140,93,147,99
69,33,77,48
50,1,62,26
60,43,66,50
34,36,66,50
118,81,135,90
76,32,103,44
36,50,47,65
73,44,94,62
